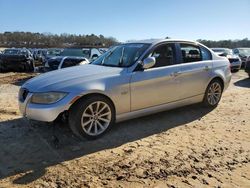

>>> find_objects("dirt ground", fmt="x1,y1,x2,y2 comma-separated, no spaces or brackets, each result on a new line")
0,71,249,188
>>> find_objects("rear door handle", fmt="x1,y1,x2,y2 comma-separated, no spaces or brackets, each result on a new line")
204,66,210,71
171,71,181,77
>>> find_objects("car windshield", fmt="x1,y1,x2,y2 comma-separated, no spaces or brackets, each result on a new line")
92,43,150,67
238,48,250,56
60,49,89,58
3,49,20,55
46,49,62,57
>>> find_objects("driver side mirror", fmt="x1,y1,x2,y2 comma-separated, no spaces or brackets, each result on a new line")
142,57,156,69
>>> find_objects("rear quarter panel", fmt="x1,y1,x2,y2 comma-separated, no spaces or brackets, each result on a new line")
210,54,231,91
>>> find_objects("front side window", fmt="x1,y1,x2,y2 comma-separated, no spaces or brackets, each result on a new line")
150,44,175,68
180,44,201,63
92,43,150,67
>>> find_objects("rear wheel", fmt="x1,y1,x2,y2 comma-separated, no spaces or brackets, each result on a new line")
203,79,223,107
69,96,115,139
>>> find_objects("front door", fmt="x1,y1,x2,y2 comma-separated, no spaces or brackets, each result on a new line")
130,43,181,111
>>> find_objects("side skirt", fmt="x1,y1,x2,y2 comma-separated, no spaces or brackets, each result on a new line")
116,94,204,123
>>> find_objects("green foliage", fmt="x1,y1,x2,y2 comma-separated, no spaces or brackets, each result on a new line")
0,32,118,48
197,38,250,49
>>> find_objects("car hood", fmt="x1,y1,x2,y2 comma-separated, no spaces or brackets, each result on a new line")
23,64,125,92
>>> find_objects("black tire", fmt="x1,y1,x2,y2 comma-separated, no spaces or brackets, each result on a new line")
29,62,35,72
203,79,223,107
231,69,239,73
68,95,115,140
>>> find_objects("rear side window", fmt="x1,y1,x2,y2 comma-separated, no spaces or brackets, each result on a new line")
200,46,212,60
180,44,201,63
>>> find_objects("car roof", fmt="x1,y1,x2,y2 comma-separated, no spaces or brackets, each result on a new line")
53,56,86,59
211,48,231,50
126,39,199,45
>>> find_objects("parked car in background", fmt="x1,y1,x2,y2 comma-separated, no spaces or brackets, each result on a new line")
82,48,102,61
245,56,250,78
232,48,250,68
44,56,89,71
39,48,63,66
33,49,47,63
211,48,242,72
19,39,231,139
98,48,109,54
60,48,101,62
0,48,34,72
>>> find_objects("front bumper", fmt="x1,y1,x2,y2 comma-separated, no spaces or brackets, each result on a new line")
19,91,76,122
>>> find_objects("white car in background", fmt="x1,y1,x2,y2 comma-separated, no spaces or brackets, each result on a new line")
211,48,242,72
44,56,89,71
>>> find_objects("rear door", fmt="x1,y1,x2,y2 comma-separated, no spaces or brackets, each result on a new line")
176,43,212,99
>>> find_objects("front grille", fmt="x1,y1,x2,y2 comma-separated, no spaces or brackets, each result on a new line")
229,58,239,63
19,88,29,102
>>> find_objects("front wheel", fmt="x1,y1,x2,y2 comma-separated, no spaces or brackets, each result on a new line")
69,96,115,139
203,79,223,107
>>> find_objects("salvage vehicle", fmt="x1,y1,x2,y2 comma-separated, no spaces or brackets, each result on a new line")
0,48,34,72
44,56,89,71
19,39,231,139
33,49,47,63
232,48,250,68
211,48,242,72
41,48,63,65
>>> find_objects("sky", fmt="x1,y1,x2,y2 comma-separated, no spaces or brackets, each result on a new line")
0,0,249,42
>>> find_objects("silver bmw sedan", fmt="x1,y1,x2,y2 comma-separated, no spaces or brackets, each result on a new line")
19,39,231,139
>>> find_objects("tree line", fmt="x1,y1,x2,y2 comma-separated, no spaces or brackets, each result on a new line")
0,32,249,49
197,38,250,49
0,32,118,48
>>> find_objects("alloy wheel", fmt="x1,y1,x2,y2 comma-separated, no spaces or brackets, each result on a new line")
81,101,111,136
207,82,222,105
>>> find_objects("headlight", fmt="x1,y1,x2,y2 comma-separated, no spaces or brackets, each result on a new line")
31,92,67,104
